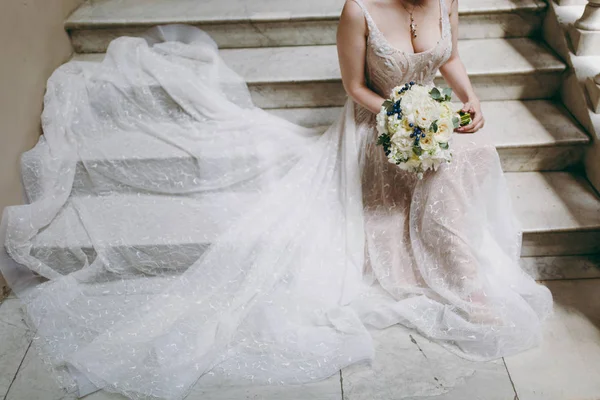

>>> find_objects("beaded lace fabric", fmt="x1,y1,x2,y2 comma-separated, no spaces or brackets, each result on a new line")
0,3,551,399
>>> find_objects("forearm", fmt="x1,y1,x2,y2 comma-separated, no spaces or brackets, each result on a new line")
439,57,478,104
347,85,386,114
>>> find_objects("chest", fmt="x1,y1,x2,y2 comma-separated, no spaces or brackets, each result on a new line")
367,1,444,55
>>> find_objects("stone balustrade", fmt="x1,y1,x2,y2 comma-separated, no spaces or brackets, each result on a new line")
586,73,600,113
556,0,589,5
569,0,600,55
568,1,600,112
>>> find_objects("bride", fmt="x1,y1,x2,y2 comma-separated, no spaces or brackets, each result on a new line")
0,0,552,399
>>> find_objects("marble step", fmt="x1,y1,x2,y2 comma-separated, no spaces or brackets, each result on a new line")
506,172,600,257
30,171,600,277
74,37,567,108
66,0,547,51
60,100,588,197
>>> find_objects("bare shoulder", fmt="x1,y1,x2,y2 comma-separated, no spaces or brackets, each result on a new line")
339,0,367,33
445,0,458,14
341,0,365,20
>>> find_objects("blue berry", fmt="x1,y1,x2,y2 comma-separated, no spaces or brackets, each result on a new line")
410,81,415,85
421,133,426,138
409,123,414,128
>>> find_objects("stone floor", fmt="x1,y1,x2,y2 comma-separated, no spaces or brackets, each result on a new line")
1,279,600,400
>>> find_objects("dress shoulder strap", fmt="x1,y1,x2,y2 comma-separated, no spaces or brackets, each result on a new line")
439,0,451,34
349,0,376,32
349,0,367,12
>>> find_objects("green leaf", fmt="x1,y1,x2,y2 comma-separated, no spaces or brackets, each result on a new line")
452,116,460,129
383,100,394,112
442,87,453,101
377,133,390,146
430,120,438,133
429,87,442,100
430,87,453,102
377,133,393,155
413,146,423,156
439,142,449,150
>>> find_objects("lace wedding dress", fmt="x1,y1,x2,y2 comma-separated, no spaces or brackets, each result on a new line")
0,0,552,398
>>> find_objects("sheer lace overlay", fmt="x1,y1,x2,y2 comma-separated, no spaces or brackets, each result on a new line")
0,9,551,400
348,0,551,357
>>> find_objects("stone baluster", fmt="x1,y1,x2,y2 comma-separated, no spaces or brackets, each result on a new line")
569,0,600,55
586,73,600,113
556,0,590,5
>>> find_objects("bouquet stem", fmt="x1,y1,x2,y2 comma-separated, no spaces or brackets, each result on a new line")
459,110,472,127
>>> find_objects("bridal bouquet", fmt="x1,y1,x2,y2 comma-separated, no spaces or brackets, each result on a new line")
376,82,471,179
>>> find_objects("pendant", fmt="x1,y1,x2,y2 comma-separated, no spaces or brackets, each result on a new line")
410,16,417,38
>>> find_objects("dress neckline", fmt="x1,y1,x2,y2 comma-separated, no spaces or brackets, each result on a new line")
353,0,448,57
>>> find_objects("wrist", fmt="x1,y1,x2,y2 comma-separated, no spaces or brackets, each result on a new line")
466,96,480,105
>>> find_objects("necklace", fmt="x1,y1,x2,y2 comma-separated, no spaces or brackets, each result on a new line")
401,2,418,38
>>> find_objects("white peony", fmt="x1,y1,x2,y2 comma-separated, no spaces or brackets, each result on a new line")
414,103,440,129
400,86,441,129
391,134,413,152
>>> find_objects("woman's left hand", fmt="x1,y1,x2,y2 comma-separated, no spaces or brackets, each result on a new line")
456,101,485,134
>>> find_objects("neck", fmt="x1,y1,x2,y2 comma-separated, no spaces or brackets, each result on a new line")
401,0,426,7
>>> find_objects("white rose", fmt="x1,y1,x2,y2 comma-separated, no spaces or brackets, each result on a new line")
440,102,454,120
419,134,439,152
433,117,453,144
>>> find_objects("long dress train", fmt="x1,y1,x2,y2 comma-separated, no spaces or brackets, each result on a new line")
0,1,552,398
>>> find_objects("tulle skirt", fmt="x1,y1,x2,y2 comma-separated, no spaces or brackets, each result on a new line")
0,25,552,400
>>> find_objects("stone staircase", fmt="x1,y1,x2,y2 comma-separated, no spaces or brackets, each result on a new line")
30,0,600,279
